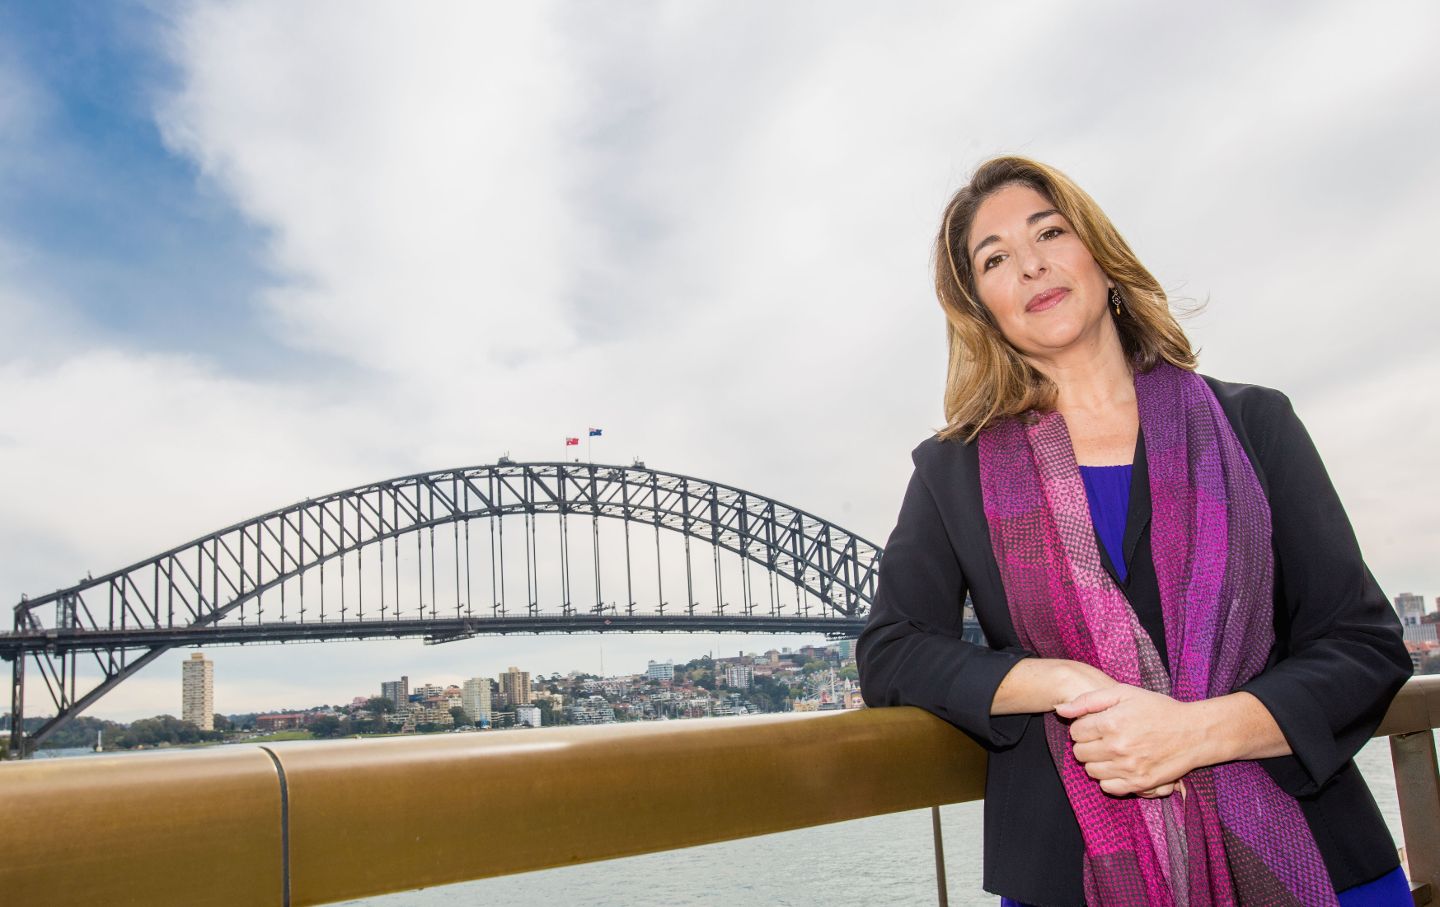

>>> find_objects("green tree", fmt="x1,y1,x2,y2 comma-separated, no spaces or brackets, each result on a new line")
230,713,259,731
309,716,343,739
450,707,472,727
535,699,562,726
366,696,396,714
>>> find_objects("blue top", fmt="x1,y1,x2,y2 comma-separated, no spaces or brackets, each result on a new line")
1078,464,1132,583
1001,864,1409,906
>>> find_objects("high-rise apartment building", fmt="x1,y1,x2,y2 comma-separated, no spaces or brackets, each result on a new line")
1395,593,1427,626
381,676,410,710
724,663,753,690
462,677,493,724
181,652,214,730
499,666,531,708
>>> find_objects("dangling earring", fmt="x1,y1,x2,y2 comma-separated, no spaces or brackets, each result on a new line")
1109,286,1122,316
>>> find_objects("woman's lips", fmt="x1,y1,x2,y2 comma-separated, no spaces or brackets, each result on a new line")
1026,287,1068,313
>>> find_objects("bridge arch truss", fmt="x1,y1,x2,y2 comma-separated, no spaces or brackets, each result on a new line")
4,461,881,754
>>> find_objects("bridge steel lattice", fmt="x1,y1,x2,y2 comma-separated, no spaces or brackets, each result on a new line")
3,461,881,756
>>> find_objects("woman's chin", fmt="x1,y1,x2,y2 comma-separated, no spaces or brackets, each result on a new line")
1020,317,1113,359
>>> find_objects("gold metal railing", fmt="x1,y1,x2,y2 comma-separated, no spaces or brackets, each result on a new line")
1379,676,1440,905
2,676,1437,907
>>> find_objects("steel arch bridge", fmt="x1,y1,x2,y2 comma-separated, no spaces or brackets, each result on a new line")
3,461,882,756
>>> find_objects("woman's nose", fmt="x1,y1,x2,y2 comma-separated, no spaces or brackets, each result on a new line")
1018,249,1048,279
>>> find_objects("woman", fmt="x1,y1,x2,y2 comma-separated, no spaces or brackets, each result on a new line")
856,156,1411,906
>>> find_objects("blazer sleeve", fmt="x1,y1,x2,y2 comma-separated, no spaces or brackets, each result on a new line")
856,455,1033,749
1236,391,1412,797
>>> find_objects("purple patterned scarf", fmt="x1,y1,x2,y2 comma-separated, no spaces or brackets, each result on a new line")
977,362,1336,907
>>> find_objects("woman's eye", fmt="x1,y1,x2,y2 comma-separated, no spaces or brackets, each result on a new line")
983,253,1005,272
1038,226,1063,240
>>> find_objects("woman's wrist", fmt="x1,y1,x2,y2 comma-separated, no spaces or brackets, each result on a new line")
1189,692,1291,767
992,657,1113,715
1053,660,1115,708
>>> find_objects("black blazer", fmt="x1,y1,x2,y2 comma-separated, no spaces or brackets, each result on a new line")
857,375,1412,906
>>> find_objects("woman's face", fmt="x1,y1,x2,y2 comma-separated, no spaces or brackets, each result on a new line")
966,183,1113,364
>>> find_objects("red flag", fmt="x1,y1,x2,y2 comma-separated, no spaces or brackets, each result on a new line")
565,437,579,446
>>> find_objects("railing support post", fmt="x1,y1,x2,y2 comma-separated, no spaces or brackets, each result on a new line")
932,804,949,907
1391,730,1440,906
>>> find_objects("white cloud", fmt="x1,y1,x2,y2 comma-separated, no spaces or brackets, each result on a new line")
157,2,584,375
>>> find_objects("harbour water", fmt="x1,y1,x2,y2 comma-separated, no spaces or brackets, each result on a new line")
338,733,1419,906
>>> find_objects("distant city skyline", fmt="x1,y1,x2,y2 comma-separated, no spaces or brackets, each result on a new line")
196,641,834,718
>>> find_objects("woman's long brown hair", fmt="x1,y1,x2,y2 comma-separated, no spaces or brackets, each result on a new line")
933,156,1196,441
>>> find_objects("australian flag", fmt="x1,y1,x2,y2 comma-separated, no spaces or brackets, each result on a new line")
588,428,603,437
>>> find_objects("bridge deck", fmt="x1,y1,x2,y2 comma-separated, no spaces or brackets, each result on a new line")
0,614,866,655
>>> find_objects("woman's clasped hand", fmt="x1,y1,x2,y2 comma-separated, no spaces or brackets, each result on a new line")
1057,682,1196,798
1056,677,1291,799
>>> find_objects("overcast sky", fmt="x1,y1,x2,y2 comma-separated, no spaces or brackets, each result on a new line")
2,1,1436,721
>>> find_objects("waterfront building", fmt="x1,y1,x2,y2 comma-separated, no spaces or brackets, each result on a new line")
181,652,214,730
461,677,493,724
411,683,445,701
1396,593,1427,626
499,666,532,707
645,660,674,682
836,639,855,662
256,712,311,732
410,704,454,727
566,695,616,724
683,697,711,719
381,676,409,710
711,695,748,717
1404,623,1439,644
1405,641,1434,673
515,704,542,728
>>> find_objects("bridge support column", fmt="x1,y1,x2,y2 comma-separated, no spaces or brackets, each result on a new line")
7,653,24,759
